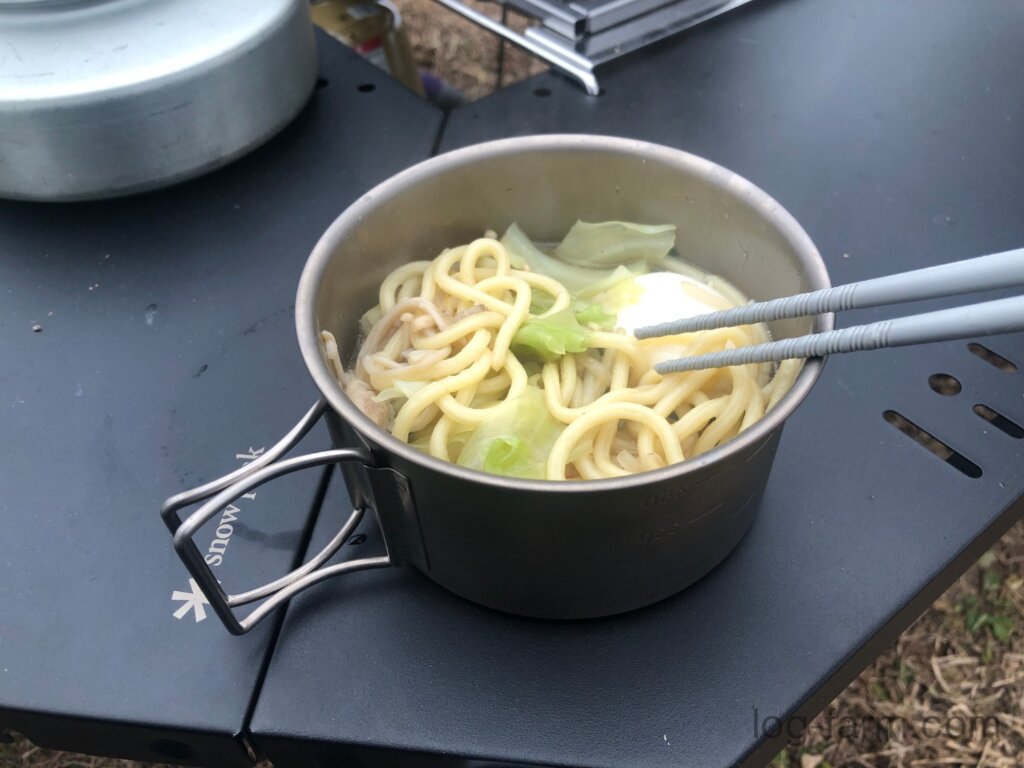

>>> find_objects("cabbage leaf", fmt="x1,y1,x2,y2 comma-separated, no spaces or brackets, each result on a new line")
575,264,640,303
457,387,563,479
572,300,616,329
501,223,647,294
529,292,616,329
511,308,590,362
555,221,676,267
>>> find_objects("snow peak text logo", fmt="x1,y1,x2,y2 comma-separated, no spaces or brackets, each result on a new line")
204,446,265,567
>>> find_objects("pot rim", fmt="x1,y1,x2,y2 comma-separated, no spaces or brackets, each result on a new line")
296,134,833,493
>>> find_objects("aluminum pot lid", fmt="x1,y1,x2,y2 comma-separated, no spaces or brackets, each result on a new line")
0,0,317,200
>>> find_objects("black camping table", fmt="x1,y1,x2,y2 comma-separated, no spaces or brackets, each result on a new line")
3,1,1023,767
0,38,442,767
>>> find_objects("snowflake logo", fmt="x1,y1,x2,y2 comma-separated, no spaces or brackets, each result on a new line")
171,578,210,622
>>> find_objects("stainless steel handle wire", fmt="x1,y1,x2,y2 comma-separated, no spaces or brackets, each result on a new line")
162,401,392,635
160,398,327,529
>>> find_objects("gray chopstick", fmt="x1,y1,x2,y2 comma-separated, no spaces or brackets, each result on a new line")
636,248,1024,339
654,295,1024,374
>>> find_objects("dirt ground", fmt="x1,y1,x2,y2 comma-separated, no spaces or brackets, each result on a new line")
1,4,1021,768
392,0,548,100
774,521,1024,768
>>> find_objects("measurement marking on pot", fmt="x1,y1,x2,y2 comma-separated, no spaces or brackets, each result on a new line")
639,522,681,543
688,501,726,525
644,487,689,507
882,410,982,478
744,437,772,462
693,464,732,489
730,490,759,520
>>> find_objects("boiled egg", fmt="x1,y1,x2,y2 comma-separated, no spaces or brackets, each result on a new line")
615,272,733,368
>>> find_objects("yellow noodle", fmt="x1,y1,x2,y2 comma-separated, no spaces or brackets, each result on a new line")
592,352,635,474
412,311,505,349
588,331,648,367
437,354,526,424
547,403,683,480
459,238,511,283
438,394,495,425
765,358,802,411
689,390,710,406
609,352,631,391
380,261,430,311
679,434,699,456
409,403,440,433
475,370,511,395
433,246,515,314
740,379,766,431
429,415,456,461
673,397,728,440
430,384,478,461
592,441,630,477
638,451,666,473
327,233,801,480
321,330,345,382
371,329,490,390
542,364,676,424
559,354,577,405
475,275,531,370
693,369,752,455
396,278,418,302
574,454,604,480
392,352,492,441
502,353,529,396
513,270,571,316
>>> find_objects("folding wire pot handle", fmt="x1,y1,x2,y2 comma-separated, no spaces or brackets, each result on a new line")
160,399,403,635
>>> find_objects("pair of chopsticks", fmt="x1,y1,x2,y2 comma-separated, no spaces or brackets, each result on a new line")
636,250,1024,374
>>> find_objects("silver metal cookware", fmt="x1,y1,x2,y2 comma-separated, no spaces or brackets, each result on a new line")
163,135,833,634
0,0,317,201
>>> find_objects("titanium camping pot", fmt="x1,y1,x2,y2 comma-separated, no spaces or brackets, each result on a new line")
162,135,833,634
